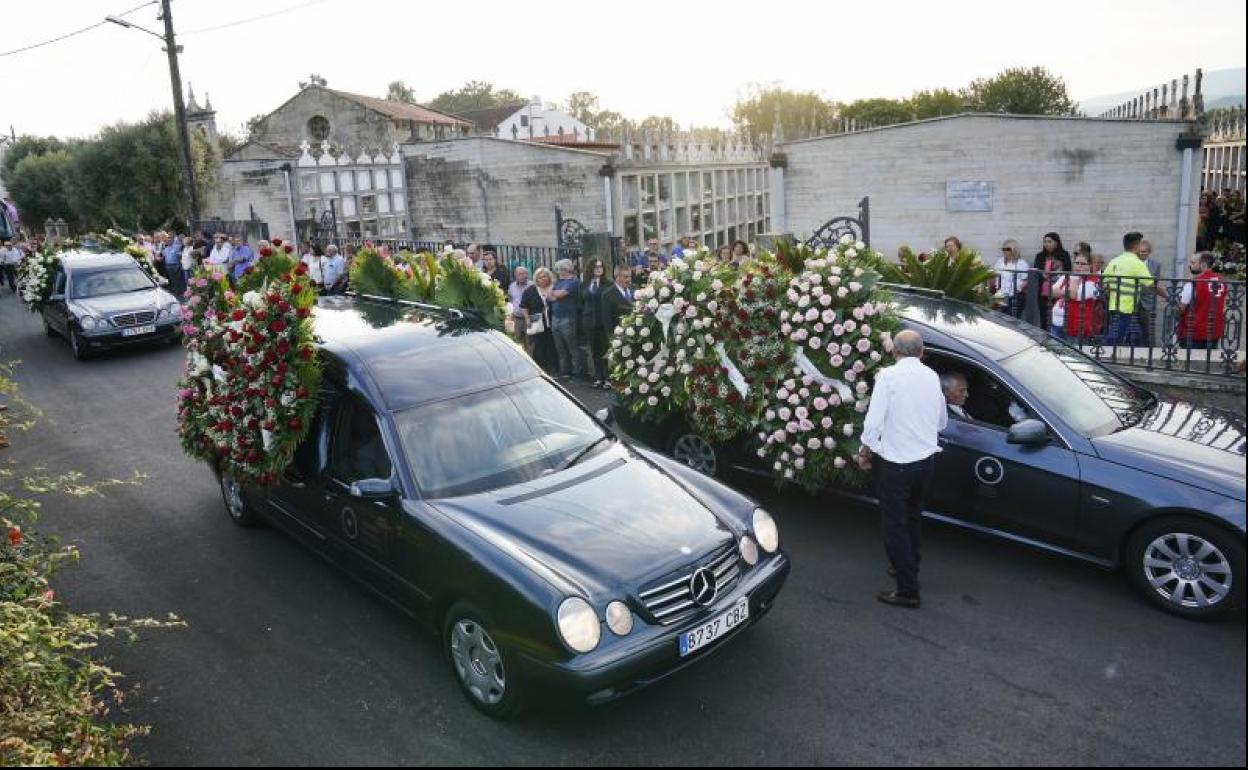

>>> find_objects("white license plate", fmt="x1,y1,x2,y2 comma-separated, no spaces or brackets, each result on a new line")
678,597,749,657
122,325,157,337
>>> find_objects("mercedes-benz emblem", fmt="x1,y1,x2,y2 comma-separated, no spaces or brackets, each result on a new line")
689,567,718,606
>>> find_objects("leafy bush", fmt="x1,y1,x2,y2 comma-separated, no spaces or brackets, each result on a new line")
1,364,181,766
878,247,996,304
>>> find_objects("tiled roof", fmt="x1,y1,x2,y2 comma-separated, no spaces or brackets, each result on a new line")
326,88,472,127
454,103,528,131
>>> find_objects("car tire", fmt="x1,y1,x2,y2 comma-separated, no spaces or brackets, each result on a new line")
219,470,261,528
69,329,92,360
444,602,526,719
1125,516,1244,620
667,429,719,477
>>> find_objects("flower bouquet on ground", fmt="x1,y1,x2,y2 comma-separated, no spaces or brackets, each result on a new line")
176,241,320,486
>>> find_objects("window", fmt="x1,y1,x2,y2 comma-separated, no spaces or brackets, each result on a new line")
378,194,391,214
520,115,529,128
715,170,725,195
642,212,657,242
338,171,355,193
674,173,688,202
374,170,389,190
356,171,372,191
300,174,316,194
702,202,713,232
389,169,404,188
307,115,330,141
703,172,714,199
658,174,671,203
621,176,638,210
660,208,672,240
623,214,639,248
329,398,392,483
360,195,377,215
392,192,405,213
341,197,357,217
319,172,336,194
641,175,656,207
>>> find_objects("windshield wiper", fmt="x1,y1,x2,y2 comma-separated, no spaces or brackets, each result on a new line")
552,435,614,473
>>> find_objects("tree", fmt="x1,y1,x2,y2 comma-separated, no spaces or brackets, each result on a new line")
1,135,68,186
386,80,417,104
244,114,266,139
564,91,600,124
908,88,964,119
586,110,632,135
637,115,679,132
731,86,836,142
6,150,73,228
962,66,1075,115
428,81,525,114
837,98,913,128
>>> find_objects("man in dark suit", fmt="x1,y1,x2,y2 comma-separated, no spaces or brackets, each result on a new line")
600,265,636,388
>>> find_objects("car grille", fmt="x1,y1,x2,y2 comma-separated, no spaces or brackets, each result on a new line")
638,545,741,626
111,310,157,327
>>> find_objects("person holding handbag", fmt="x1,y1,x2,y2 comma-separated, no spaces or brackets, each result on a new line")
520,267,557,372
1033,232,1072,328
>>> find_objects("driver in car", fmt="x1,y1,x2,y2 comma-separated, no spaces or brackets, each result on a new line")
941,371,1027,425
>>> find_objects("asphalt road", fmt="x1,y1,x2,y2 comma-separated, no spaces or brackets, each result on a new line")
2,294,1244,766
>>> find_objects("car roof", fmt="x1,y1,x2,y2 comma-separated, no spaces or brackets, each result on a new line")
894,293,1046,361
58,251,138,271
313,295,539,412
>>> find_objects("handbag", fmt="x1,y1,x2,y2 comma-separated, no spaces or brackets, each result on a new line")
526,291,549,336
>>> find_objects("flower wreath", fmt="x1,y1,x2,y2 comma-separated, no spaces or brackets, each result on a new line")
19,248,59,311
756,237,900,490
608,251,729,422
176,239,320,486
348,245,508,329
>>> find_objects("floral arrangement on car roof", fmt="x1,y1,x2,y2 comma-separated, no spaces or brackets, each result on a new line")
175,238,321,486
606,235,899,489
19,230,167,311
348,244,508,329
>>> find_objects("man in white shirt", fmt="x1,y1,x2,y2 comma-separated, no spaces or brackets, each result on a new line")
320,244,346,294
207,233,232,271
0,240,23,293
856,330,946,608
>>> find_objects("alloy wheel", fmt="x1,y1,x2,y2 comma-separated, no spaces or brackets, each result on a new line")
1142,532,1233,610
221,474,245,521
449,619,506,706
673,433,717,476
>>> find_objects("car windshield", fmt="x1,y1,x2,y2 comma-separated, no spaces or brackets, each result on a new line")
999,340,1154,438
70,267,153,299
395,377,608,499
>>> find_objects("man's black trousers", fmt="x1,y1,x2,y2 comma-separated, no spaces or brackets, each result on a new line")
874,455,936,598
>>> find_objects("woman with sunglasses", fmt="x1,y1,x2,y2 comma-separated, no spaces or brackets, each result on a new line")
993,239,1028,318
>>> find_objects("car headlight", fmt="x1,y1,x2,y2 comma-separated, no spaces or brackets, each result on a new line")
739,535,759,566
161,301,180,320
557,597,601,653
605,601,633,636
752,508,779,553
79,315,100,331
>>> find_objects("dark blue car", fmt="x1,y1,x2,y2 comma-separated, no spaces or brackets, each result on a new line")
216,296,789,717
620,294,1245,620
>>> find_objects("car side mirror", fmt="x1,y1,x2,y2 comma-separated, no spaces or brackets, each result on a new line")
595,407,614,425
350,477,396,499
1007,419,1050,446
49,293,65,302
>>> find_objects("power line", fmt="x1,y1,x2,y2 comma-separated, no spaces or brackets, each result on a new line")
0,1,158,59
181,0,329,35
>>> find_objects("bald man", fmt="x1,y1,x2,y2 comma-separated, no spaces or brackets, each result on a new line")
857,330,946,609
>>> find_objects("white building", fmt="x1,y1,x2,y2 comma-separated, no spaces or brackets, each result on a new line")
459,97,594,142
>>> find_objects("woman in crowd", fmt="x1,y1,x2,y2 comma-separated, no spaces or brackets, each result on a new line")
507,265,532,343
520,266,557,372
715,244,733,264
731,240,750,268
993,239,1029,318
1033,232,1072,328
579,257,611,388
943,236,963,259
482,250,510,290
1050,251,1101,341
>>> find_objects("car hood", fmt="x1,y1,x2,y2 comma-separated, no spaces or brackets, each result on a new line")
72,289,169,317
1092,398,1246,501
431,444,735,598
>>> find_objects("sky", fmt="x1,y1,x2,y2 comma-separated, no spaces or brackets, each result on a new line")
1,0,1245,140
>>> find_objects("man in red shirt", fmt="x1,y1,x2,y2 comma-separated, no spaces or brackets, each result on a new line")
1177,251,1227,350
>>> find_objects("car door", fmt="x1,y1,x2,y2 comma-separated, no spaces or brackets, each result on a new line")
265,380,340,549
926,353,1082,548
322,394,408,595
44,265,70,335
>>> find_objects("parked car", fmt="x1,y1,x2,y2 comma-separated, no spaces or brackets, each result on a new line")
215,296,790,717
39,252,181,359
616,292,1246,620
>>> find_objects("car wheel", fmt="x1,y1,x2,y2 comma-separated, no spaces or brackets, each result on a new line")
69,329,91,360
669,430,719,477
444,603,526,719
219,471,260,528
1126,517,1244,620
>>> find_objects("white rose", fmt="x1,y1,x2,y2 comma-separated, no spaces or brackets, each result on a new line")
647,396,659,406
845,248,857,259
639,383,650,394
855,241,866,251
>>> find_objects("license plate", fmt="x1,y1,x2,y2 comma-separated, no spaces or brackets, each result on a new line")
678,597,749,657
122,325,157,337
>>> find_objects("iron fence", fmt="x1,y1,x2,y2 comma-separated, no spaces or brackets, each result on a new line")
308,236,632,275
992,269,1245,377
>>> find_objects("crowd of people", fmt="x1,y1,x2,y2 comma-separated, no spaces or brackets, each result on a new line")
1197,189,1246,252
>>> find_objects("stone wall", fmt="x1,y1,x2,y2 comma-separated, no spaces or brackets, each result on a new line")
253,87,402,151
203,160,295,238
403,137,610,245
783,114,1201,278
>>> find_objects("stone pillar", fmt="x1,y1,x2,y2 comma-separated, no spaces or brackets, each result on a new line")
768,151,787,236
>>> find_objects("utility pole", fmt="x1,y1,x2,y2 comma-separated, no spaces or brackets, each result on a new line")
160,0,198,228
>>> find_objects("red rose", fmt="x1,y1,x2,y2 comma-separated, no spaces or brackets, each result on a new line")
246,451,261,464
268,293,281,304
290,284,303,295
269,319,288,334
276,340,291,354
293,264,307,277
8,527,20,547
271,374,284,387
295,387,307,398
299,347,313,361
253,309,268,322
259,246,274,258
295,307,310,319
277,301,291,313
272,238,284,247
265,398,277,408
283,244,294,254
726,391,741,405
288,417,302,431
231,309,246,321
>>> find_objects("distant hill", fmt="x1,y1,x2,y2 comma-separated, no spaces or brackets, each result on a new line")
1078,67,1244,116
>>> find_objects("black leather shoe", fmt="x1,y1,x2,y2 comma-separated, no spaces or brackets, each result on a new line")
877,590,921,609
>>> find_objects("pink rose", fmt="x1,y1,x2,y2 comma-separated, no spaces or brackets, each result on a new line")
821,416,833,429
813,397,828,411
857,338,872,353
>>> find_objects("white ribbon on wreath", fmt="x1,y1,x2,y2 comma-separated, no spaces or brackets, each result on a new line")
714,342,750,398
793,350,854,402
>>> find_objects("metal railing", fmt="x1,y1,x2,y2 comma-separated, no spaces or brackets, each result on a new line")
308,236,631,275
991,269,1245,377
